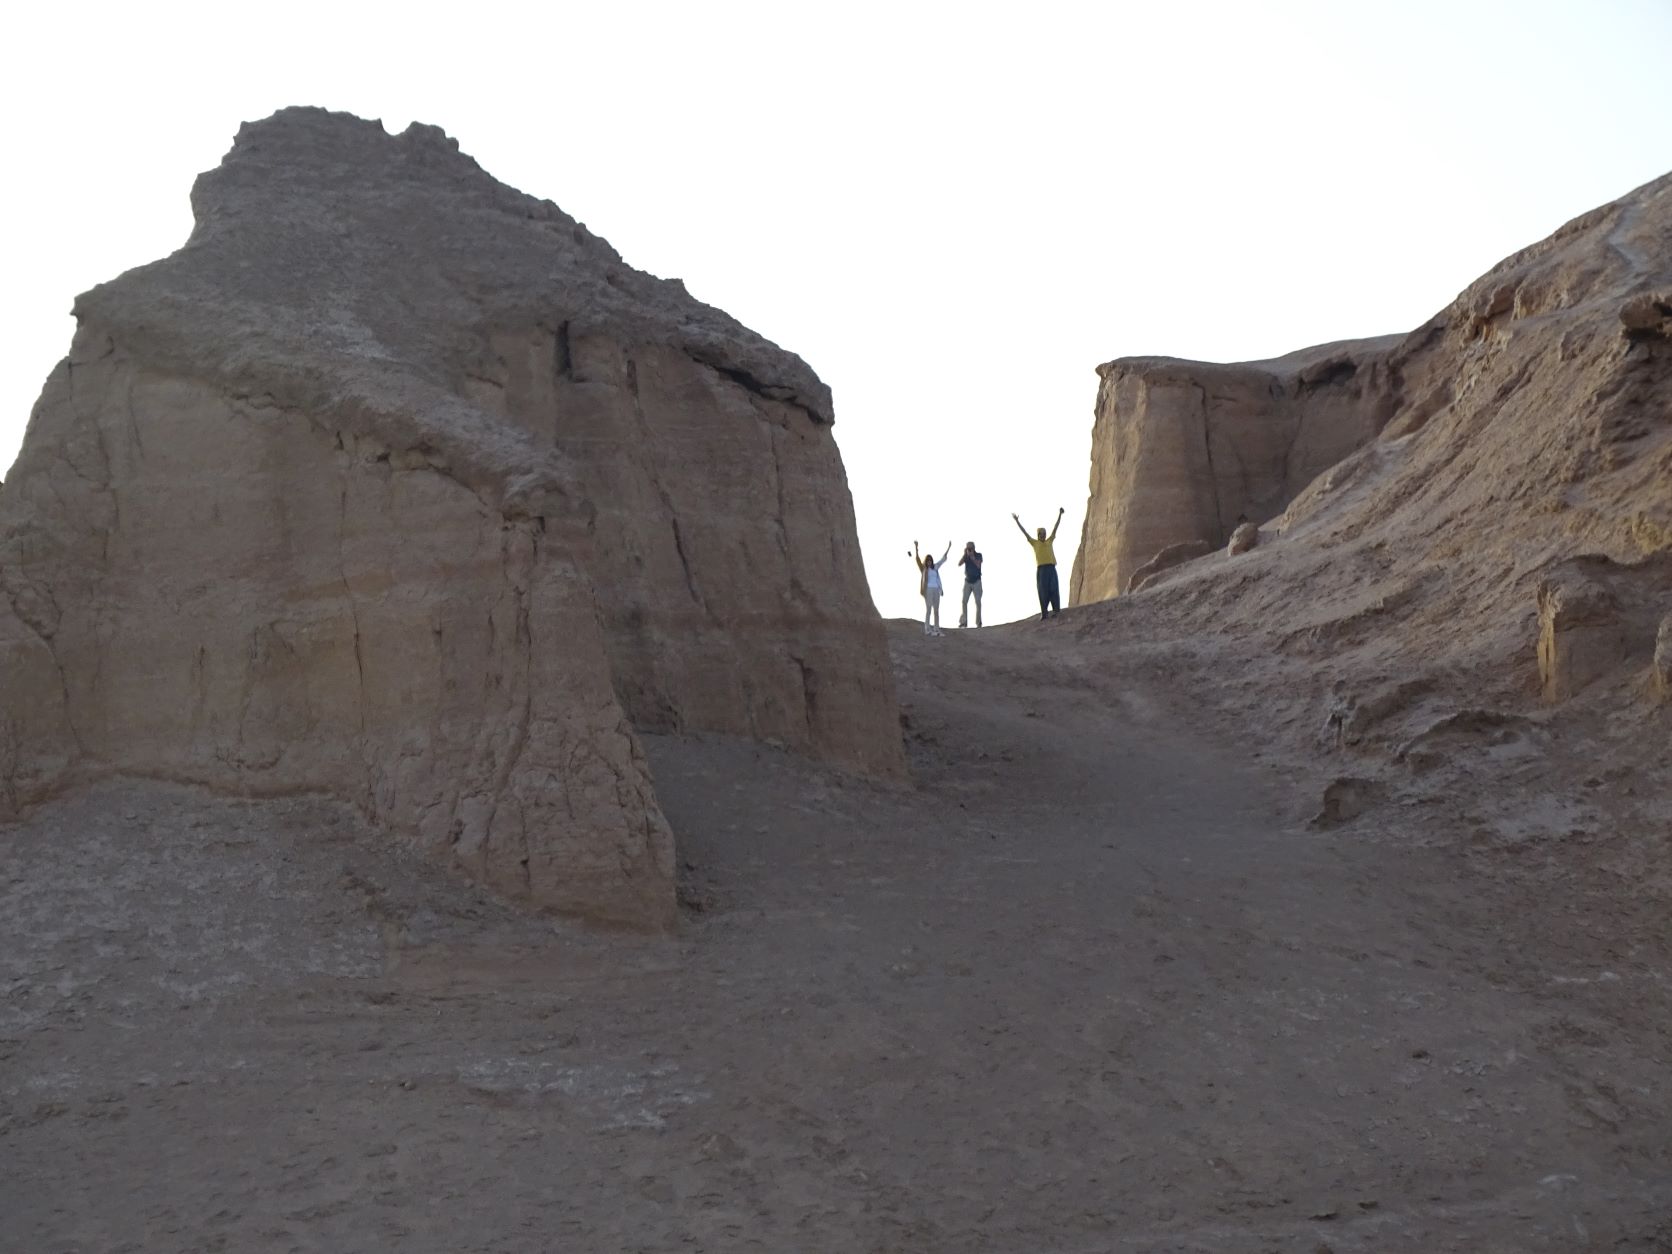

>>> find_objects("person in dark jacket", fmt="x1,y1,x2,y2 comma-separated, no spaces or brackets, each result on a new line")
957,541,984,627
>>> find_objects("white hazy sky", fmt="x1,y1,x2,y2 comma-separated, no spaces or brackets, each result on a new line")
4,1,1670,625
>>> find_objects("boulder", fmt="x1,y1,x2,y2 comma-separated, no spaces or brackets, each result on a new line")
1125,539,1213,593
1227,521,1260,556
0,108,903,927
1310,776,1383,829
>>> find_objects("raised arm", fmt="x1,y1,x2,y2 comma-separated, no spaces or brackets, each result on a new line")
910,540,926,571
1049,507,1064,541
939,543,952,566
1011,513,1030,539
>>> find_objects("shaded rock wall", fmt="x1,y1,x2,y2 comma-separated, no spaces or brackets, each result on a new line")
1,336,673,928
0,107,903,926
465,328,894,766
1536,555,1672,704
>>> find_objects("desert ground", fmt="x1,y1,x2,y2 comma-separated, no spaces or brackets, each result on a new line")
5,613,1669,1253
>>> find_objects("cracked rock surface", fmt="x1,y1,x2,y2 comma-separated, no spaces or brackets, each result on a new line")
1071,335,1403,604
0,107,901,926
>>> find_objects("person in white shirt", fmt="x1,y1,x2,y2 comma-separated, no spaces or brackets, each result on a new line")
911,541,951,636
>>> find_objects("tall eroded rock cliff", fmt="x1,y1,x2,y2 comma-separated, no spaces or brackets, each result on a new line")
1071,170,1671,751
0,107,902,927
1070,335,1404,602
1074,174,1672,616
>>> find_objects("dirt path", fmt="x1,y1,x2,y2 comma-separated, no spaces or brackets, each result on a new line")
5,619,1670,1251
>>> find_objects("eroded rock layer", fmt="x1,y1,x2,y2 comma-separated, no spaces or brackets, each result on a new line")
1069,169,1671,765
1071,335,1404,603
1074,173,1672,623
0,107,902,926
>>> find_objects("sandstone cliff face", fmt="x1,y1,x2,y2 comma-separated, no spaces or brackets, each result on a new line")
464,329,890,760
0,107,901,927
1070,169,1672,763
1076,172,1671,626
1071,334,1404,603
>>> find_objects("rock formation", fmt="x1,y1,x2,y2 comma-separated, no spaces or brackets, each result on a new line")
0,107,902,927
1125,539,1212,594
1226,520,1260,556
1535,556,1669,703
1537,563,1630,703
1070,334,1403,603
1069,167,1671,760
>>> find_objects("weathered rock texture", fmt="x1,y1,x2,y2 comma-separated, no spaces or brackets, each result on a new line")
1126,540,1212,594
1071,334,1404,602
1070,168,1672,759
1226,521,1260,557
0,108,901,927
1078,175,1672,621
1536,556,1671,703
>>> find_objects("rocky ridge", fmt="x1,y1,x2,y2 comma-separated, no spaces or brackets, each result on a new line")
1067,169,1671,884
1070,333,1404,602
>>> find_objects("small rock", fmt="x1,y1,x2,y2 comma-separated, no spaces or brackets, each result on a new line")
1310,776,1382,828
697,1132,744,1162
1126,539,1214,593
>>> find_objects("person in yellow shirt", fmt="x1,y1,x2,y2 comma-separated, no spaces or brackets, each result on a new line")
1012,507,1065,621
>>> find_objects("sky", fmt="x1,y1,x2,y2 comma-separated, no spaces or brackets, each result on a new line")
3,0,1670,625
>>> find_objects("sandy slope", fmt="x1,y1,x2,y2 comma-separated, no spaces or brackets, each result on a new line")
4,618,1670,1252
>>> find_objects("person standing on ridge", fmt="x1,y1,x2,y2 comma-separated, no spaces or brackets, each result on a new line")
1012,508,1064,621
957,541,984,628
911,541,951,636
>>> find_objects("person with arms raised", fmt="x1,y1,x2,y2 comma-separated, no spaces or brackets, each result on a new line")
1012,508,1064,621
910,541,952,636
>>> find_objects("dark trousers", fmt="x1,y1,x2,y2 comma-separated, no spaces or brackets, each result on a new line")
1036,563,1060,615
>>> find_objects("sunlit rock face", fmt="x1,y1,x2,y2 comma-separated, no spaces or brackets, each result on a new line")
1070,170,1672,742
0,107,902,927
1071,335,1402,604
1075,171,1672,627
